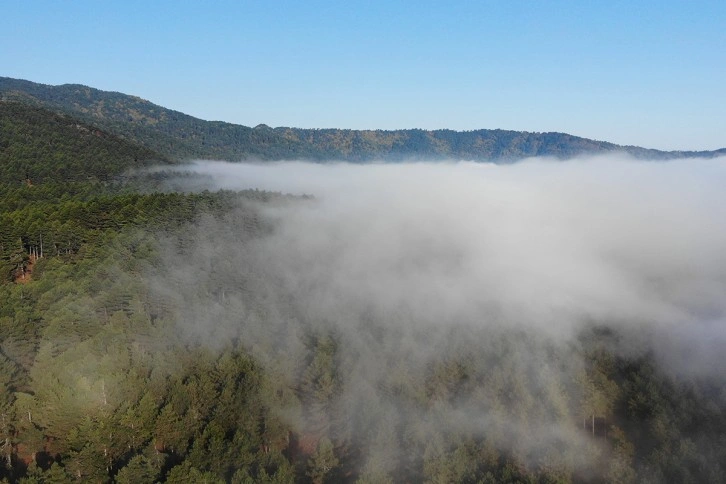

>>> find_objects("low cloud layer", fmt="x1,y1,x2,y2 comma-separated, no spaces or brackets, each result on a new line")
165,156,726,371
149,155,726,478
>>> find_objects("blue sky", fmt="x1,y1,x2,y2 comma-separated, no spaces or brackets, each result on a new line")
3,0,725,150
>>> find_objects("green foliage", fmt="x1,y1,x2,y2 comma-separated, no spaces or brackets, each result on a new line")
306,437,339,484
0,101,170,185
114,454,160,484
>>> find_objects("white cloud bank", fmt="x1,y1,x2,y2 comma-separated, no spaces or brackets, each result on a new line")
147,155,726,477
167,156,726,375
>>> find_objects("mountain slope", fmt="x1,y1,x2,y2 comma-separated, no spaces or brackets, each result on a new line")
2,76,724,162
0,77,306,161
0,100,170,185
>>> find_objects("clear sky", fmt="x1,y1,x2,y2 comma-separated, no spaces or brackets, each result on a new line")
3,0,725,150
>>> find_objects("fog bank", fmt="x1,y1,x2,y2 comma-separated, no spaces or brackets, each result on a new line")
162,156,726,374
149,155,726,478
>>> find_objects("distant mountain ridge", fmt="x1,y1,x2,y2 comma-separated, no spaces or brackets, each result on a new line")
1,76,724,162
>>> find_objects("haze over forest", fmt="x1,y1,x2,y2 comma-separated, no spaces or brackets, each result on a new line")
1,76,726,483
163,157,726,380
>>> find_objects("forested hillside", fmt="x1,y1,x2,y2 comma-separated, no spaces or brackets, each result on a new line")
0,104,300,481
3,181,726,483
1,80,726,483
3,77,724,162
0,101,170,185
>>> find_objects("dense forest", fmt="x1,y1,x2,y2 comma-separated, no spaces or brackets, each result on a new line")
0,102,172,185
2,76,725,163
1,90,726,483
